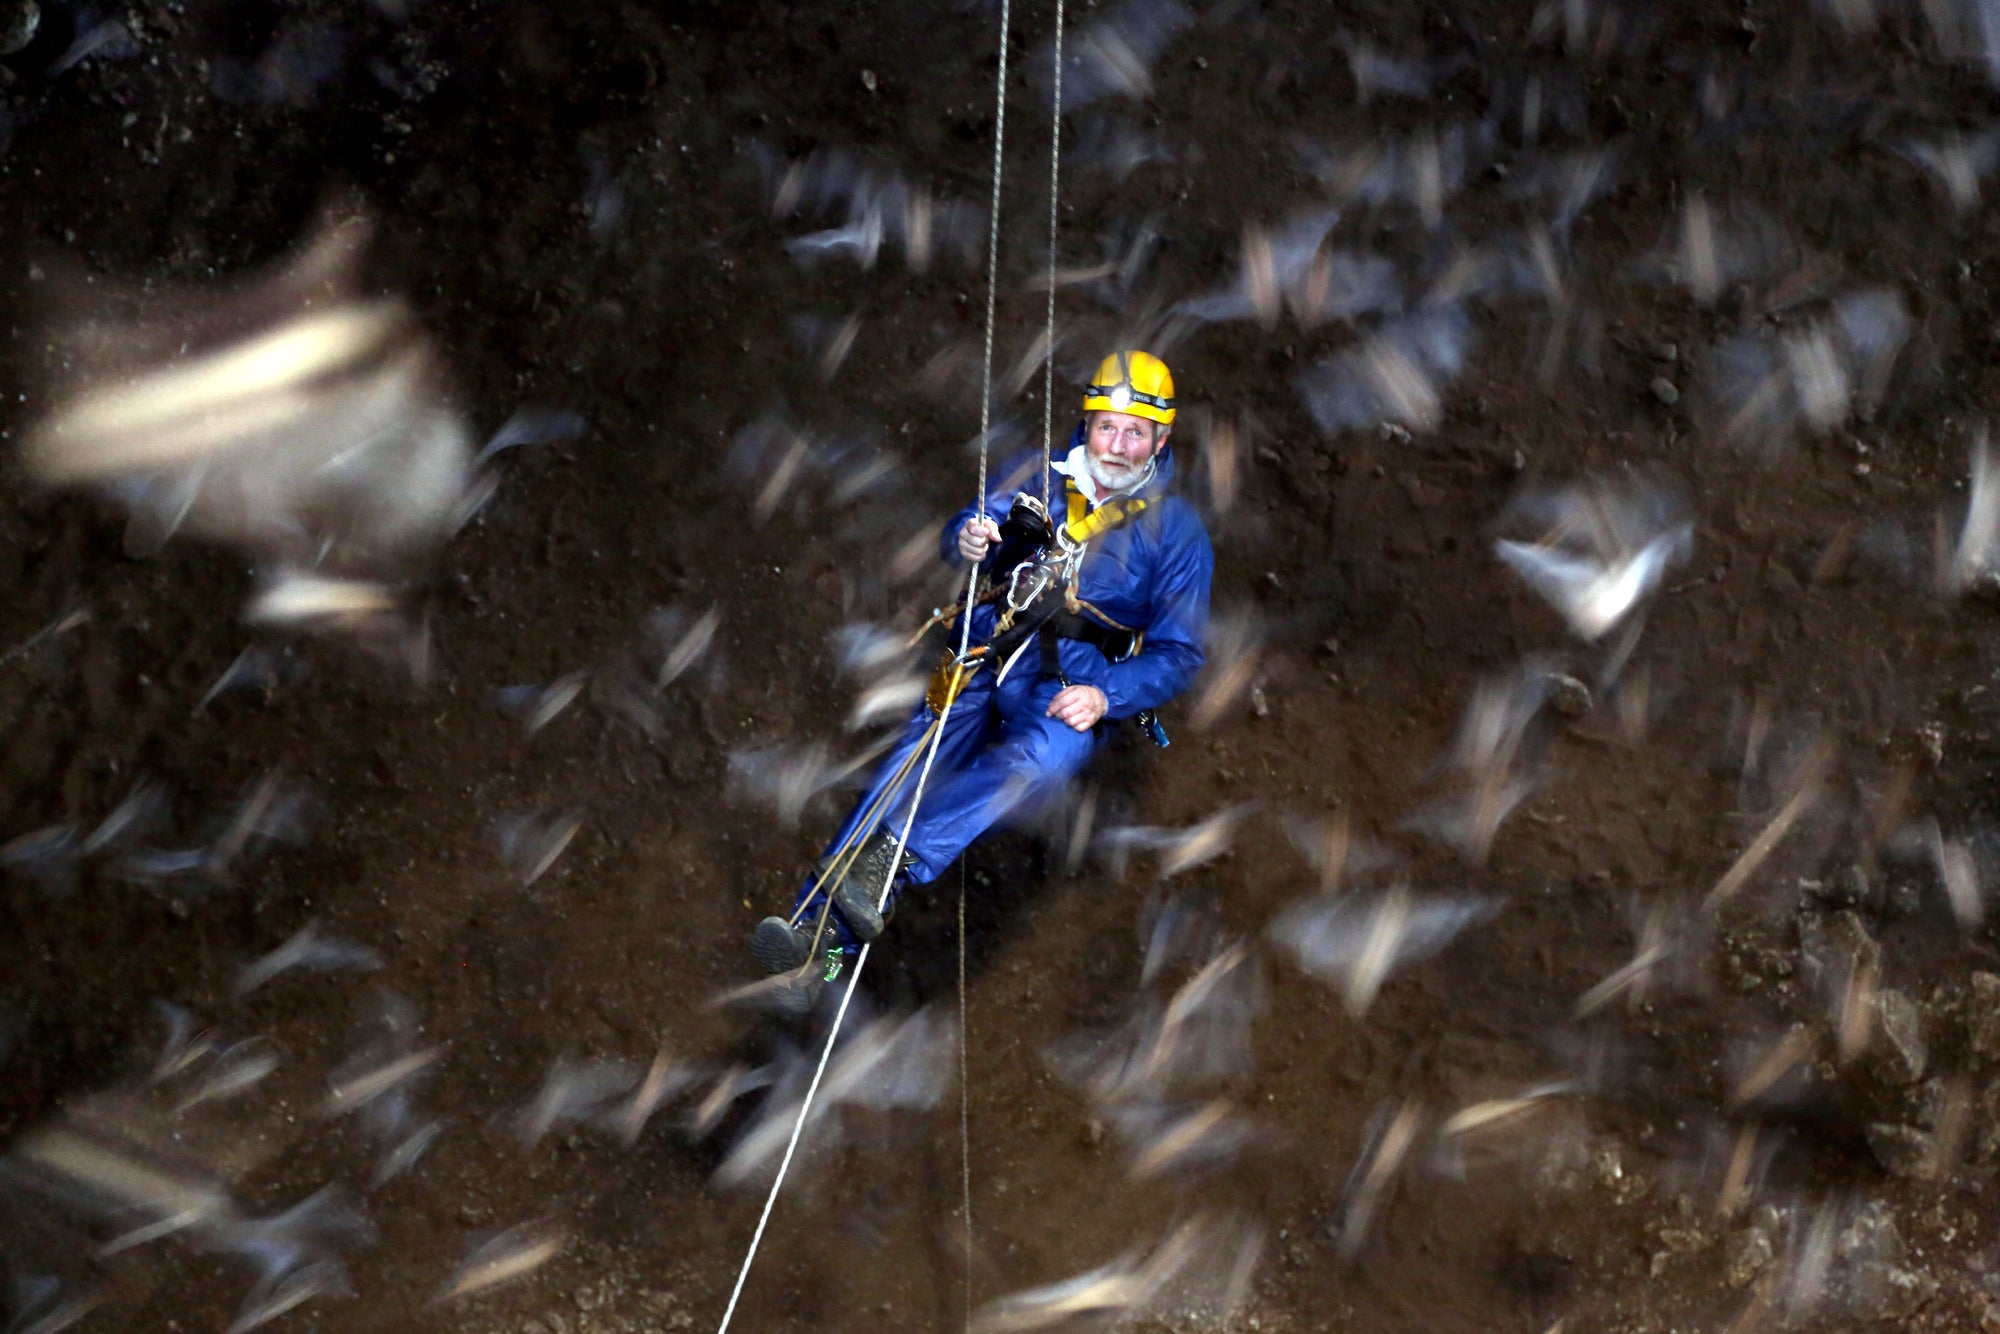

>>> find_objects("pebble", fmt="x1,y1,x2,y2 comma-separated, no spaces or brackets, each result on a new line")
1978,1080,2000,1161
1249,686,1269,719
1826,1202,1938,1321
1723,1224,1774,1287
1968,972,2000,1061
1881,873,1924,919
1865,1121,1932,1178
1796,908,1880,994
1869,987,1928,1087
1546,673,1593,718
1803,863,1871,909
1589,1142,1624,1189
1649,376,1680,406
859,68,877,92
1651,341,1679,363
1588,1141,1651,1204
1874,1266,1941,1322
1840,1199,1904,1266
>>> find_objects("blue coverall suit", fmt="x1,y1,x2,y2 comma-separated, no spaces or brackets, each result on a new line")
790,421,1215,947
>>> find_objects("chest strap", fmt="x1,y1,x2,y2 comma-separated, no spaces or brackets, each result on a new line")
1062,476,1148,546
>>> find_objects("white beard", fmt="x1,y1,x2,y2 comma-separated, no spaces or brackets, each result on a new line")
1084,451,1152,496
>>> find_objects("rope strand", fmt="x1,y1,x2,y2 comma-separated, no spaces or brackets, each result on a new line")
1040,0,1065,511
958,859,972,1331
955,0,1013,1315
972,0,1015,528
714,2,1013,1328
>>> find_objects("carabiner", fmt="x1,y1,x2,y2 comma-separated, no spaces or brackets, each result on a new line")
1006,559,1054,613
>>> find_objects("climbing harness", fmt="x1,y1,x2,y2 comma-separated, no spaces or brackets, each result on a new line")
913,475,1172,744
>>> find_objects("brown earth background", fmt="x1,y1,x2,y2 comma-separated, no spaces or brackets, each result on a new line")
4,0,2000,1330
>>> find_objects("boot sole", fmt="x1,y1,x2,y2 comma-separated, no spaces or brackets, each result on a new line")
767,971,823,1020
830,871,889,943
750,917,812,975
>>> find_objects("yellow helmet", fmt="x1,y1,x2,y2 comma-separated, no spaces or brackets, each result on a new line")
1083,350,1175,426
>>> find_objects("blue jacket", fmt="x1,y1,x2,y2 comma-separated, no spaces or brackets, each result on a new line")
940,421,1214,721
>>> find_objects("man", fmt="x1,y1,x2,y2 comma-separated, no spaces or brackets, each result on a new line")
749,350,1214,1013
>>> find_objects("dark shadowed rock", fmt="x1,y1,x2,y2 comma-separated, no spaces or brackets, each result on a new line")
1868,988,1928,1087
1967,972,2000,1062
1797,909,1880,995
1804,863,1871,909
1723,1221,1775,1288
1547,673,1592,717
1865,1121,1930,1178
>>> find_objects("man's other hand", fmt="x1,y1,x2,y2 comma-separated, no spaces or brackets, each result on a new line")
957,516,1002,562
1047,684,1108,732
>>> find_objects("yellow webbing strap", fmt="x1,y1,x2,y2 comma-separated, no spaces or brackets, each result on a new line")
1060,476,1149,546
1058,477,1149,641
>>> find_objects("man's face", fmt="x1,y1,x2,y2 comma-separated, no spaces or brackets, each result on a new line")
1085,410,1165,491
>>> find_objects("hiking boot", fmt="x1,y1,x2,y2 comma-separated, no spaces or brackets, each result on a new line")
818,832,911,945
749,917,847,1020
764,969,823,1020
750,916,818,975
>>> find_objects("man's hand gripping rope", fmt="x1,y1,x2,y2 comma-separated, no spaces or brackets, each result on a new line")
958,515,1002,563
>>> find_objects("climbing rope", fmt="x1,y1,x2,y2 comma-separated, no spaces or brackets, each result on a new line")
713,680,982,1333
971,0,1014,540
1040,0,1066,511
957,857,973,1328
713,1,1017,1329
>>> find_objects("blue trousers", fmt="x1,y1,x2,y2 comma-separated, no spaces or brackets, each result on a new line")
789,667,1099,948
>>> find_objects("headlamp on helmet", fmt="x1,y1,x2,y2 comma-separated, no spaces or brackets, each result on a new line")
1083,350,1175,427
